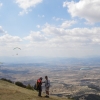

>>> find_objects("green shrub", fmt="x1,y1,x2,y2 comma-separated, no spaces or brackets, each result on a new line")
1,78,13,83
15,81,26,88
26,84,34,90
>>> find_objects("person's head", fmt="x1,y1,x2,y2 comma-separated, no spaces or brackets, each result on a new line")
45,76,48,80
40,77,43,80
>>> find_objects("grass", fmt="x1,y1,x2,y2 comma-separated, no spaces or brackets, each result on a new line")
0,80,72,100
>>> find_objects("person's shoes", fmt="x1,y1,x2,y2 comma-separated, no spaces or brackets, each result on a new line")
38,95,42,97
45,95,49,98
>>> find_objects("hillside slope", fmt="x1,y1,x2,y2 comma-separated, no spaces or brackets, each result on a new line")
0,80,72,100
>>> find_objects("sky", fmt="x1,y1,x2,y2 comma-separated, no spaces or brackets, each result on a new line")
0,0,100,58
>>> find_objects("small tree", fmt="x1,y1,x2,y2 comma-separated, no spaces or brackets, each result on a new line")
1,78,13,83
26,84,34,90
15,81,26,88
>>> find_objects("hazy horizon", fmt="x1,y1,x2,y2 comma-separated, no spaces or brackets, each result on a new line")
1,56,100,63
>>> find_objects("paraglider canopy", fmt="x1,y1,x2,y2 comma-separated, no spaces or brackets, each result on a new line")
13,47,21,55
13,47,21,50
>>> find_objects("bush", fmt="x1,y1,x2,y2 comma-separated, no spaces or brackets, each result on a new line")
15,81,26,88
26,84,34,90
1,78,13,83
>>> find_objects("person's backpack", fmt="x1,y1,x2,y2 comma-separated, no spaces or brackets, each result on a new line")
34,83,39,90
34,79,41,90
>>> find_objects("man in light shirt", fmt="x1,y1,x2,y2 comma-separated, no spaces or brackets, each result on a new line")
44,76,50,98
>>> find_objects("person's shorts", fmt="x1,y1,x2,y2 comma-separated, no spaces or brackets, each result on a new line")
45,87,49,91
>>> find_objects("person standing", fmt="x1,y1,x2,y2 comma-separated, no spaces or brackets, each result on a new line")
37,77,43,97
44,76,50,98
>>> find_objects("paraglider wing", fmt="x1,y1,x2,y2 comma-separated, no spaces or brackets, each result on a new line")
13,47,21,55
13,47,21,50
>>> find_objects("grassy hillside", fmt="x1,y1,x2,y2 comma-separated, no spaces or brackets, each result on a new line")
0,80,72,100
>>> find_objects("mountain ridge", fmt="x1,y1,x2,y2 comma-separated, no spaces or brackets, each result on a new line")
0,80,72,100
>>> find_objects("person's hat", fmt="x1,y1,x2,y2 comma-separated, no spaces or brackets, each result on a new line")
40,77,43,80
45,76,48,78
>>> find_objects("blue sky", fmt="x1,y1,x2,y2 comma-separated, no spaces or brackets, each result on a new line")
0,0,100,58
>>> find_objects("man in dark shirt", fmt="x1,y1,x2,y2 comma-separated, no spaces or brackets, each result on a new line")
37,77,43,97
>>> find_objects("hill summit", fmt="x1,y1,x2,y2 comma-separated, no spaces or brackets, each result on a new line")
0,80,71,100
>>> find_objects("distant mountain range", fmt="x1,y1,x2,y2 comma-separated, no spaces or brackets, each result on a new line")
1,56,100,65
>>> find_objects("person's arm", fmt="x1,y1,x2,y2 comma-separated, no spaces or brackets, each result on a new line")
42,81,45,83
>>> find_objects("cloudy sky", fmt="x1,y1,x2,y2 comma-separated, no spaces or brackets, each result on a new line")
0,0,100,58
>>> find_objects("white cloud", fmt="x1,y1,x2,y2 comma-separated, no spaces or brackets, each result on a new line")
38,14,45,18
0,26,7,35
0,34,22,44
24,22,100,47
24,31,48,42
63,0,100,23
42,15,45,17
0,26,22,44
42,24,64,36
36,25,41,28
0,3,3,7
53,17,64,21
23,25,100,57
0,3,2,7
61,20,76,28
0,35,22,56
15,0,43,15
0,26,22,56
